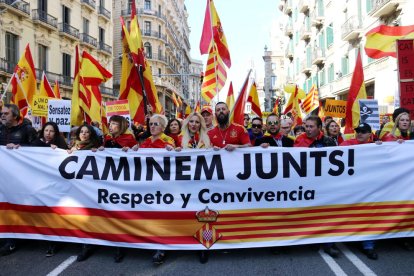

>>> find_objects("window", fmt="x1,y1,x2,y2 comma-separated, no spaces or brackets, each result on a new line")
158,4,161,15
38,45,47,72
144,42,152,58
62,53,71,84
144,21,151,35
38,0,47,12
366,0,373,13
62,5,70,24
158,68,161,76
271,75,277,89
341,55,349,75
326,23,334,48
320,69,326,86
319,30,325,50
158,25,161,38
328,63,334,83
144,0,151,10
271,63,276,70
5,32,18,69
83,18,89,34
100,0,105,8
99,27,105,44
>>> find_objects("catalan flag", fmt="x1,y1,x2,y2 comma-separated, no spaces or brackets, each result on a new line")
201,44,227,103
11,44,36,116
200,0,231,68
365,24,414,59
301,84,319,114
344,51,367,134
247,81,262,118
70,46,83,126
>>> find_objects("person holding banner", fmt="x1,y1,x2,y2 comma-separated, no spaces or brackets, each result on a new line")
254,114,294,148
140,114,175,150
381,109,411,142
101,115,138,152
164,118,182,147
32,122,68,150
208,102,250,151
325,120,345,146
294,115,339,258
140,114,174,264
176,112,211,150
68,124,101,154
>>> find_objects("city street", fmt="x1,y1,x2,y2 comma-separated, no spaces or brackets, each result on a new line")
2,239,414,275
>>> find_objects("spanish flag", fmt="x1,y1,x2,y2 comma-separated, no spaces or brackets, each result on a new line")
365,24,414,59
344,51,367,134
11,44,36,116
38,72,56,98
229,70,251,125
226,81,235,110
247,81,262,118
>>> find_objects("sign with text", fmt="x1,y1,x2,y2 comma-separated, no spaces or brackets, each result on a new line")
397,39,414,118
359,99,380,130
32,95,49,117
106,99,131,126
324,99,347,118
47,99,71,132
2,144,414,250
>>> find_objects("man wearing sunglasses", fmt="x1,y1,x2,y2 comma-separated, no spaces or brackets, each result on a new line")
254,113,294,147
248,117,264,145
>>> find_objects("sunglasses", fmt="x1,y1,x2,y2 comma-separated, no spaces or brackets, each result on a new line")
252,124,262,129
267,121,279,126
149,122,160,126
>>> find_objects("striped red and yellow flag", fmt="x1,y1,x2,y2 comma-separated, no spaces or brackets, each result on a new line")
201,45,227,103
11,44,36,116
283,84,305,126
38,72,56,98
365,24,414,59
226,81,235,110
195,101,201,113
301,84,319,114
53,80,61,99
70,46,83,126
344,51,367,134
247,81,262,118
229,70,251,125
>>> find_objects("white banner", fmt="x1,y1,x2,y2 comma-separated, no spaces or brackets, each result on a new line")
1,143,414,250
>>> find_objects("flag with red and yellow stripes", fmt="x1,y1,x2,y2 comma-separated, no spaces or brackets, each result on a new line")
283,84,306,126
344,51,367,134
201,44,227,103
226,81,235,110
229,70,251,125
301,84,319,114
11,44,36,116
247,81,262,118
365,24,414,59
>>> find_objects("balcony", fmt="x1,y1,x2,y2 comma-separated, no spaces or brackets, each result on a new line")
61,75,73,88
142,31,167,41
310,9,324,27
145,53,167,64
58,23,79,40
300,25,311,41
0,58,16,75
284,0,292,15
80,33,97,48
98,42,112,55
312,48,326,65
81,0,96,11
369,0,403,18
301,60,312,74
285,44,294,59
341,15,362,41
0,0,30,17
100,85,116,97
32,9,57,31
98,6,111,20
298,0,310,13
284,22,293,36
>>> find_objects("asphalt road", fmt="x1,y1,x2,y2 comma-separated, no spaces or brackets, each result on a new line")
1,239,414,275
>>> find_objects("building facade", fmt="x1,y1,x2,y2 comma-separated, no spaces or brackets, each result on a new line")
278,0,414,115
0,0,115,102
113,0,202,118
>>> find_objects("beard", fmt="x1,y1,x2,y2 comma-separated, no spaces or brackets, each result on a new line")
216,112,229,126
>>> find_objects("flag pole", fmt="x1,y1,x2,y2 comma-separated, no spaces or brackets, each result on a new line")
1,73,15,101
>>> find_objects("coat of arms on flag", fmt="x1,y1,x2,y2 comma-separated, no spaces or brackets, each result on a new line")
194,223,222,249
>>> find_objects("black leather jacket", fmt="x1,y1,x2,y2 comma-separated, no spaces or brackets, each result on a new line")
0,122,37,146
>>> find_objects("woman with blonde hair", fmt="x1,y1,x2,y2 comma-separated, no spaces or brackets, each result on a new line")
177,112,211,150
381,110,411,142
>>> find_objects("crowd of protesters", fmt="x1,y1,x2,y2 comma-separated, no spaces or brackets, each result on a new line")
1,100,413,265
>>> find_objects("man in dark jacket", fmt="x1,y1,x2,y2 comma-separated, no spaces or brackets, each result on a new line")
255,113,294,147
0,103,37,148
0,103,36,256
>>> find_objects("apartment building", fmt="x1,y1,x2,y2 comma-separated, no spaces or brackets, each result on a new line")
277,0,414,114
0,0,115,102
113,0,202,118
